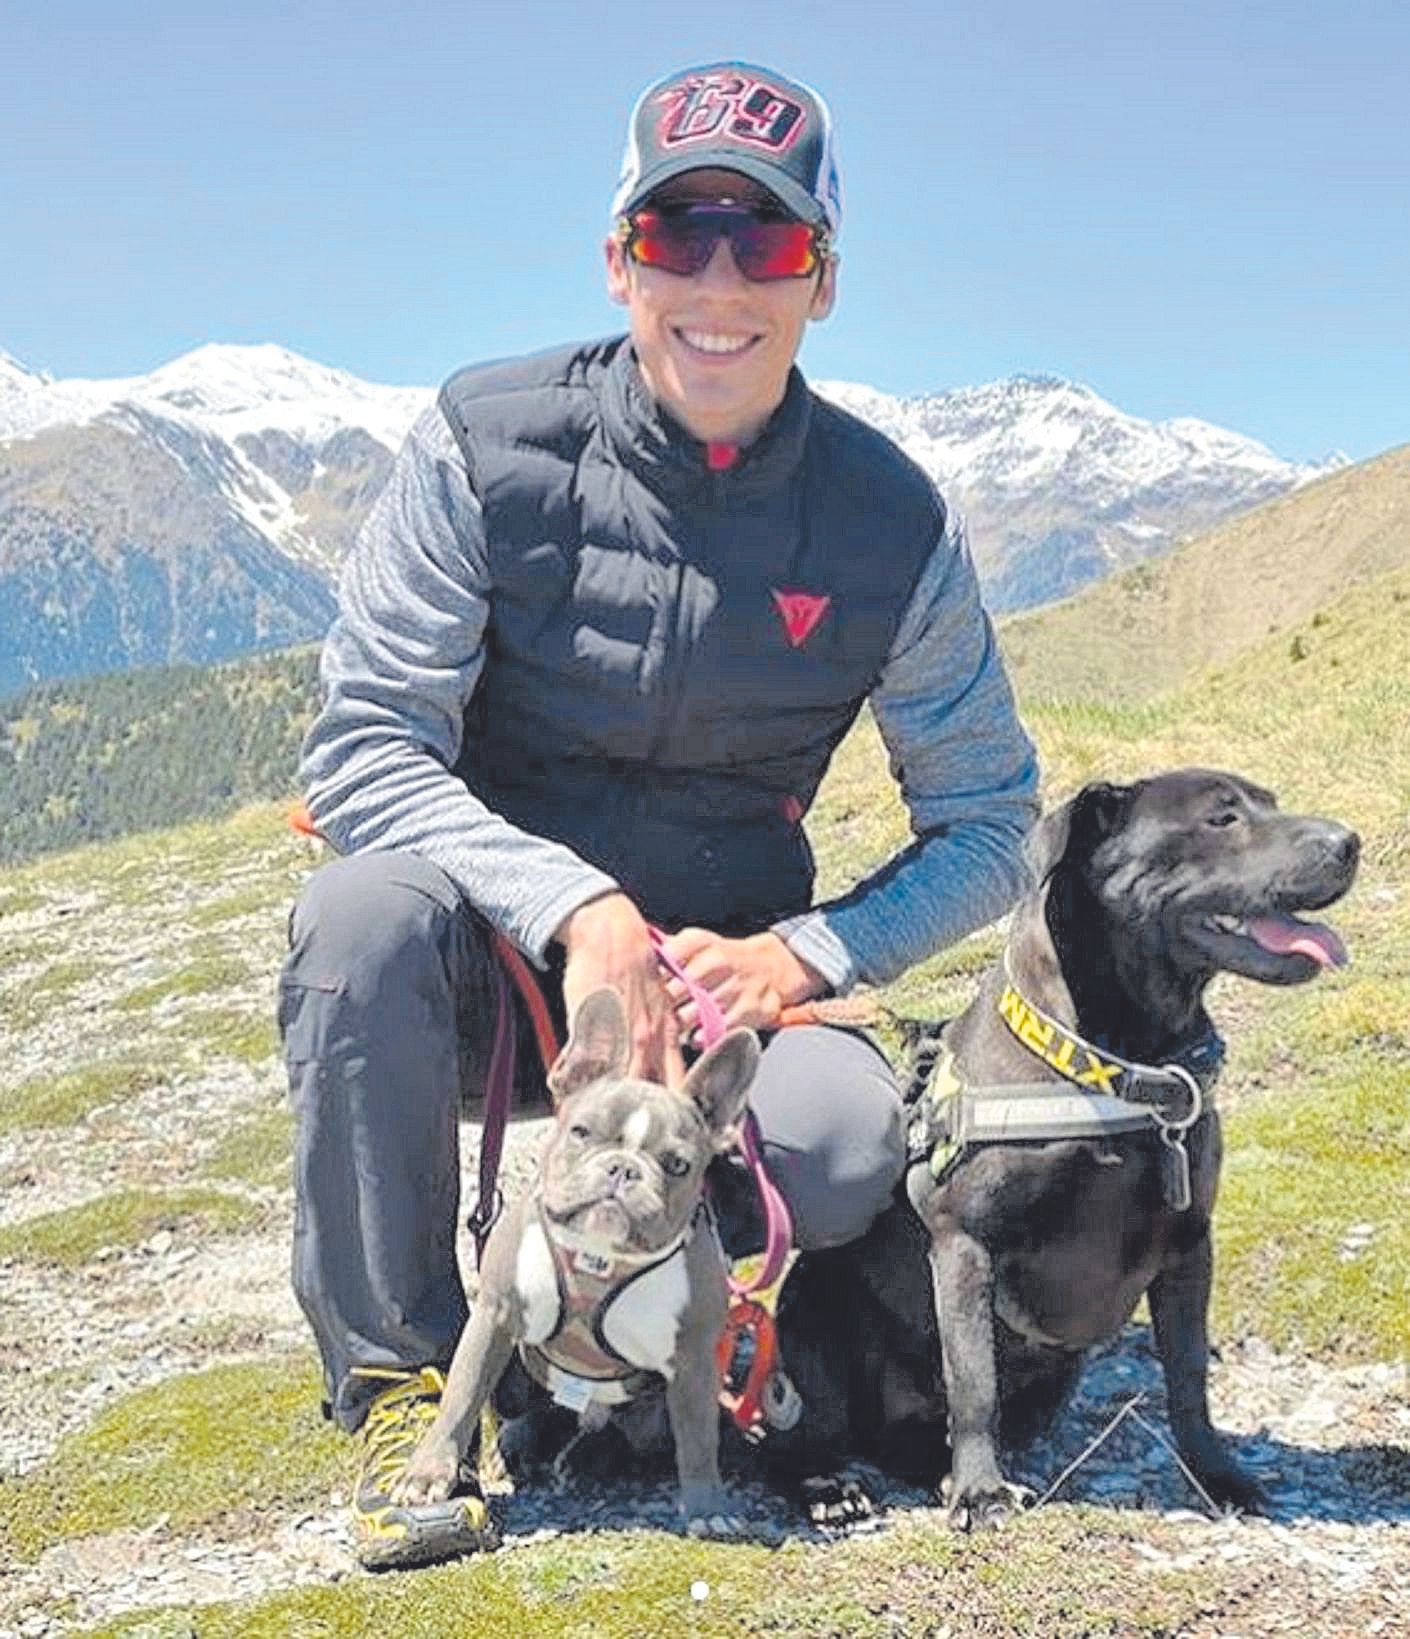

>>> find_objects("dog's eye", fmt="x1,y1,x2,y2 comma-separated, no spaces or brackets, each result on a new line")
568,1123,592,1141
1207,810,1241,828
661,1153,691,1177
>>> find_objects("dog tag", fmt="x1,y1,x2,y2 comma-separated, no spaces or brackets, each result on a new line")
1159,1130,1192,1213
550,1374,594,1414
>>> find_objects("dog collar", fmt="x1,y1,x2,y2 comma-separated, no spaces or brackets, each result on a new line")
996,956,1225,1116
535,1204,694,1277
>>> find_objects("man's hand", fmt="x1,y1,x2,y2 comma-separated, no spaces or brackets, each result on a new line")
554,893,686,1089
660,928,826,1043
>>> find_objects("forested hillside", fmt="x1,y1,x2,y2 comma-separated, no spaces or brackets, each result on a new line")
0,647,318,863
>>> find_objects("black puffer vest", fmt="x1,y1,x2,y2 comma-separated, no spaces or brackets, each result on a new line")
439,337,940,935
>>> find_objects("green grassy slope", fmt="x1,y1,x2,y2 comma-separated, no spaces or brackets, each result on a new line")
0,645,319,864
1000,443,1410,704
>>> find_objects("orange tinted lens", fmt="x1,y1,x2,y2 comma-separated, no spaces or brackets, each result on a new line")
731,221,818,279
627,209,818,281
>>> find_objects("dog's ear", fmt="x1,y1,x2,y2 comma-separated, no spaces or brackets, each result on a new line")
680,1029,760,1151
1027,781,1138,880
547,987,632,1105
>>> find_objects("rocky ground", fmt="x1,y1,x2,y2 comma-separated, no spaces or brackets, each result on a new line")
1,826,1408,1636
3,1085,1408,1636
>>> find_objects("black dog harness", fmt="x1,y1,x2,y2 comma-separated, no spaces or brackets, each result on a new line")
906,961,1225,1212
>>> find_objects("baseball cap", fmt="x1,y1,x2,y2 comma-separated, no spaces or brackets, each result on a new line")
612,62,843,238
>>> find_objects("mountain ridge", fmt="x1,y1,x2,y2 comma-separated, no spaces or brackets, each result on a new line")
1,340,1349,695
3,433,1404,868
816,373,1340,608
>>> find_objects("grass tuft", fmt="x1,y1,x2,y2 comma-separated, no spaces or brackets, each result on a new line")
0,885,47,918
1215,1056,1410,1357
0,1186,268,1268
115,956,254,1012
188,883,291,930
78,1510,1218,1637
0,1060,171,1136
203,1101,295,1188
0,1359,342,1564
1,956,105,1030
174,1006,280,1066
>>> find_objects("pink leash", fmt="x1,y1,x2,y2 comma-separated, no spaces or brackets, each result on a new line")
469,924,797,1293
647,926,795,1296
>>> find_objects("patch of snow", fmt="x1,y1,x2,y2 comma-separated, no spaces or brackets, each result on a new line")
0,349,50,396
814,375,1332,498
0,342,428,453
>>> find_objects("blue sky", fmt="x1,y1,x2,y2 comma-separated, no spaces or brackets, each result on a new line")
6,0,1407,462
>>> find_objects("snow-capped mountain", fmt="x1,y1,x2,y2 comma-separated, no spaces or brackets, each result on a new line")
0,342,425,456
0,346,431,695
814,374,1337,610
0,343,1337,696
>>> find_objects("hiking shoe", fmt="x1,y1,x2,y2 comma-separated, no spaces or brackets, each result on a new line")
350,1366,496,1570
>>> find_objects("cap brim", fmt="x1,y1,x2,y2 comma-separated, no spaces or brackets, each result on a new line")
616,153,827,229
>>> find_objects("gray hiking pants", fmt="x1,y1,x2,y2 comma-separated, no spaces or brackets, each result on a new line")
279,850,906,1431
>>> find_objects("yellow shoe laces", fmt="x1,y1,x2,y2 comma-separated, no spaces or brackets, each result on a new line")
353,1366,450,1497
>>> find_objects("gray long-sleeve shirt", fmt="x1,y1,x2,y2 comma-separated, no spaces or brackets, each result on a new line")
301,398,1039,993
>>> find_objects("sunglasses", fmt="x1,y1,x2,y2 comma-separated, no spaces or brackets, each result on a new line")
620,204,827,282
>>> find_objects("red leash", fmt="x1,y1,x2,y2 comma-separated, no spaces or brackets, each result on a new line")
466,932,561,1266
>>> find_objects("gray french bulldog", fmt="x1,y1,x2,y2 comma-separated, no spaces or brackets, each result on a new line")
391,986,760,1534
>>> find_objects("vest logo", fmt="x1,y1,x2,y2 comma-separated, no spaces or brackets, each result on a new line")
771,589,831,648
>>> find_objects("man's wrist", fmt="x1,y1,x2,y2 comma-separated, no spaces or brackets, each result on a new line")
553,890,640,953
769,912,857,996
755,931,827,1007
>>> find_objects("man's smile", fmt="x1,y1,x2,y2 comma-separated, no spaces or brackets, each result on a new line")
673,327,761,358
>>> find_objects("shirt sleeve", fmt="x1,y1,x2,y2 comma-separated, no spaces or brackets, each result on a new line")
299,402,620,962
772,502,1040,992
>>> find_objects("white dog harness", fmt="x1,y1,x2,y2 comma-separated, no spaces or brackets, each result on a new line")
516,1205,716,1412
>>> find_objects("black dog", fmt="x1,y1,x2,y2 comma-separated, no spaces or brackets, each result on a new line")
767,769,1359,1526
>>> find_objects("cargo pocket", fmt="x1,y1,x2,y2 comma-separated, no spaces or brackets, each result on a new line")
277,973,345,1085
278,973,346,1243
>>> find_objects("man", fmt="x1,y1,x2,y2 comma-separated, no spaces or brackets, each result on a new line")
281,59,1039,1568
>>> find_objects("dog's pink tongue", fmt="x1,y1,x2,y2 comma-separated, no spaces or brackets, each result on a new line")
1247,914,1349,968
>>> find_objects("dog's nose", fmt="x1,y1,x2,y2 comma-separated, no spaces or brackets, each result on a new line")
606,1157,641,1186
1323,824,1360,874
